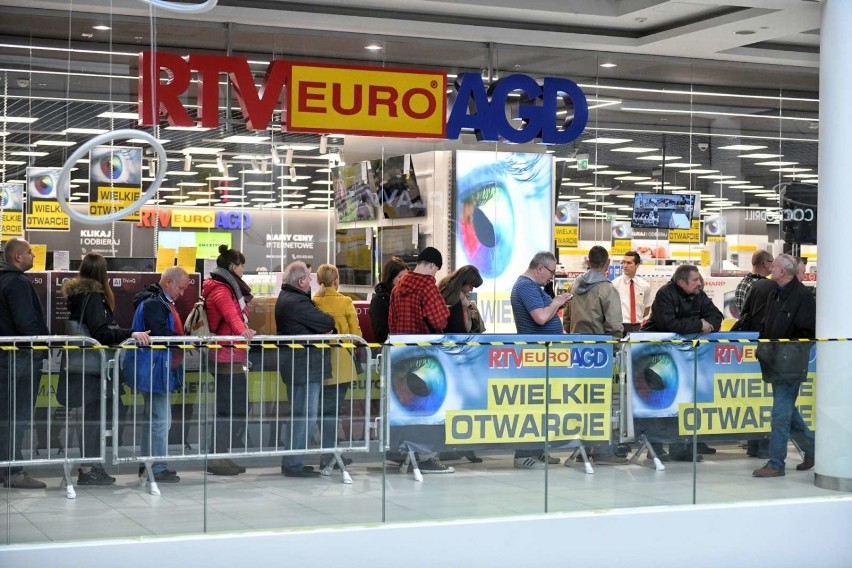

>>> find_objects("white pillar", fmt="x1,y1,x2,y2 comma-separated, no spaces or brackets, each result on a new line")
814,0,852,492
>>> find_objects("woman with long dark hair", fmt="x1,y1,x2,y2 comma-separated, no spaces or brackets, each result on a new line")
60,253,150,485
202,245,256,476
369,256,409,344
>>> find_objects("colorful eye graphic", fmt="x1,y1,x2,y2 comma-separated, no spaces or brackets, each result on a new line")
99,154,124,180
632,350,679,410
612,223,628,239
457,164,515,279
33,175,54,196
390,355,447,416
555,203,572,223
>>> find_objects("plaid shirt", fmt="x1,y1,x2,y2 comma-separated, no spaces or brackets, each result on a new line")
388,271,449,334
734,273,766,315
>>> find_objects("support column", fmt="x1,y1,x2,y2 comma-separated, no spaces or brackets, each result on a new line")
814,0,852,491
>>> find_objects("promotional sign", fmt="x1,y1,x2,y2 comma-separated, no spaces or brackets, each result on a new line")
668,219,701,244
454,151,553,333
32,205,152,260
626,333,816,439
554,201,579,247
703,215,726,242
0,182,24,240
88,145,143,222
388,334,613,452
26,167,69,231
611,221,632,255
138,51,588,145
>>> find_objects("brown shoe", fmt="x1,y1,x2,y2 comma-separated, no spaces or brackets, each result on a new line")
796,455,815,471
3,471,47,489
753,464,785,477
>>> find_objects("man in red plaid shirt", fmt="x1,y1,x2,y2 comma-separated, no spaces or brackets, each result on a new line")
388,246,453,473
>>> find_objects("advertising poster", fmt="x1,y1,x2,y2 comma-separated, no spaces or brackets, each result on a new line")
626,332,816,439
611,221,632,255
88,145,143,222
704,214,726,243
388,334,613,452
0,182,24,240
554,201,579,247
26,167,69,231
454,151,553,333
668,218,701,244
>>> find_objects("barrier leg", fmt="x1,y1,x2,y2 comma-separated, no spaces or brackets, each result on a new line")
632,435,665,471
565,445,594,474
321,452,353,484
61,462,76,499
408,450,423,482
138,461,161,496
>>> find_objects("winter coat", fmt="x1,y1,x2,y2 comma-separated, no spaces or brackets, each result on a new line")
122,283,182,394
202,276,250,365
562,270,623,339
313,287,363,385
388,271,449,334
0,261,49,383
641,280,723,335
369,282,392,344
756,277,815,384
275,283,335,385
59,277,133,406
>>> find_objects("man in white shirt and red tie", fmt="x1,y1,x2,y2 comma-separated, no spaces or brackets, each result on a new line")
611,251,652,335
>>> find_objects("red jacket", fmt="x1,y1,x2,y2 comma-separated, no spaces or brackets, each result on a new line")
388,271,449,334
202,277,249,365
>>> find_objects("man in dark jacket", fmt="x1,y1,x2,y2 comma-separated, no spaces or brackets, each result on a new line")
275,261,335,478
0,238,49,489
752,254,815,478
641,264,723,461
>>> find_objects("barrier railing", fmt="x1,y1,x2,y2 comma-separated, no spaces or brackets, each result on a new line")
0,335,110,499
112,334,372,494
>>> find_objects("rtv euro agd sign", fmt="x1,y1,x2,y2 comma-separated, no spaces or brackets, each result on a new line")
138,52,588,144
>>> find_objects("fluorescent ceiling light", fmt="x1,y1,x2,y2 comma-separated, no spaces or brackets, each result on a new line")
733,186,765,190
182,147,225,155
589,170,632,175
11,151,48,157
0,116,37,124
562,182,592,187
221,135,270,144
0,160,26,165
312,180,334,185
680,169,719,174
582,137,632,144
600,63,617,68
717,144,767,151
127,138,170,144
365,44,383,51
34,140,76,147
771,167,811,173
737,153,782,159
636,155,682,161
206,176,239,181
167,171,198,176
245,181,274,186
569,164,608,170
634,181,662,186
615,176,651,181
166,126,212,131
610,147,656,153
63,127,107,134
666,163,701,168
177,182,206,187
698,175,736,180
97,111,138,119
277,145,318,151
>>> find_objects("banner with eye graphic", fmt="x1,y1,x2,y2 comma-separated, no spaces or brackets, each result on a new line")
88,145,143,222
626,332,817,440
26,167,70,231
386,334,614,453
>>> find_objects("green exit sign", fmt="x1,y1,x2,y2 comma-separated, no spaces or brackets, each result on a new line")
576,154,589,171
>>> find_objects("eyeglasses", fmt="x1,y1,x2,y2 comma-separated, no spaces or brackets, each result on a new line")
540,264,557,278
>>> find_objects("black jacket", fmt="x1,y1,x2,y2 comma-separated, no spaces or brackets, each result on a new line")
734,278,778,332
757,277,815,384
275,283,335,385
0,261,49,338
641,280,723,334
61,277,133,345
369,282,391,344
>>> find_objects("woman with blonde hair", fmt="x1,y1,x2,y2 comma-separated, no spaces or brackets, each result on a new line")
313,263,363,469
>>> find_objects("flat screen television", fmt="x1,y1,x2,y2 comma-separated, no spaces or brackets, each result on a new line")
631,192,699,230
781,183,817,245
376,225,421,269
332,163,378,223
335,227,373,286
371,155,426,219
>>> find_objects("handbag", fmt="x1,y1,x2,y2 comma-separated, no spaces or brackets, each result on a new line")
64,294,102,377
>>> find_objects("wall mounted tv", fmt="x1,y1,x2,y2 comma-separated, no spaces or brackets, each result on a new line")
335,227,373,286
631,192,699,230
370,155,426,220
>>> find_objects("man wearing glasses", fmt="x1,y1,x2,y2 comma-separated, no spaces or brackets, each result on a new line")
509,251,572,469
734,250,774,316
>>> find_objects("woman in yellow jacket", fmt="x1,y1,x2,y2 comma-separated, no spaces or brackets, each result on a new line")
313,264,363,469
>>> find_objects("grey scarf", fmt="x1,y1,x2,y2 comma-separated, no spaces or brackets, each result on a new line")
211,266,249,324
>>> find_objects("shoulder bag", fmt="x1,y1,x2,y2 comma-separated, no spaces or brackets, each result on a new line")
64,294,102,376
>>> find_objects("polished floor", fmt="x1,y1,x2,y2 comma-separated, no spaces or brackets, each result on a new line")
0,443,835,545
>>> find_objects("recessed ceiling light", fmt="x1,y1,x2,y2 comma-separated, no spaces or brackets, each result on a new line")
63,127,107,134
97,111,138,119
182,147,225,155
0,116,38,124
365,44,383,51
718,144,767,151
92,25,111,31
754,161,798,166
582,137,632,144
635,155,682,161
599,63,617,68
11,151,48,157
610,147,656,153
33,140,76,147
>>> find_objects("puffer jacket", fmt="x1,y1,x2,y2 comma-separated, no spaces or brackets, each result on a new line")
202,277,249,365
122,283,182,394
314,287,363,385
370,282,392,343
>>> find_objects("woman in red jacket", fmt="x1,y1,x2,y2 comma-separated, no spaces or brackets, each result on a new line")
202,245,256,476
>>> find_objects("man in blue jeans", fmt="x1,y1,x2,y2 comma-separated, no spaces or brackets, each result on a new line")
275,262,334,478
752,255,816,477
126,266,190,483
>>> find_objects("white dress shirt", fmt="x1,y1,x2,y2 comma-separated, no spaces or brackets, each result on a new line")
612,274,652,324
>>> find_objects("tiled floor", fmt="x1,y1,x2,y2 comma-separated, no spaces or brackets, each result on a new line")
0,442,837,545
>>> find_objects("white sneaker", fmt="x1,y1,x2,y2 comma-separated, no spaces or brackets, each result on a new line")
514,457,546,469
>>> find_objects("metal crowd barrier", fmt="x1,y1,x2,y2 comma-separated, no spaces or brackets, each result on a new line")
0,335,110,499
112,334,373,494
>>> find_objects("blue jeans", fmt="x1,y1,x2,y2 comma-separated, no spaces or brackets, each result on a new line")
767,382,815,471
281,382,320,471
141,392,171,474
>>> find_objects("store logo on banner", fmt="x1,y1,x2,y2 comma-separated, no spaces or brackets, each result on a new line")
138,51,587,144
136,208,251,229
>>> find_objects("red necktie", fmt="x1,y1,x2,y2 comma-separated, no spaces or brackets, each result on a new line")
629,279,637,324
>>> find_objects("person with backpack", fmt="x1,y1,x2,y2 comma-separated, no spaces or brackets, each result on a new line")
60,253,150,485
201,245,256,476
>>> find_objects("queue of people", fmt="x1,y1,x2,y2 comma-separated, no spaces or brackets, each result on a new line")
0,237,815,491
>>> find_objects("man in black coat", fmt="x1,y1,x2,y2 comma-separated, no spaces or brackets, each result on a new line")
275,261,335,478
0,238,49,489
640,264,723,461
752,254,816,477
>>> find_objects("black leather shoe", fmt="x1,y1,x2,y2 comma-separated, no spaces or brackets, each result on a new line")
283,466,321,478
796,455,815,471
670,453,703,462
697,442,717,455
